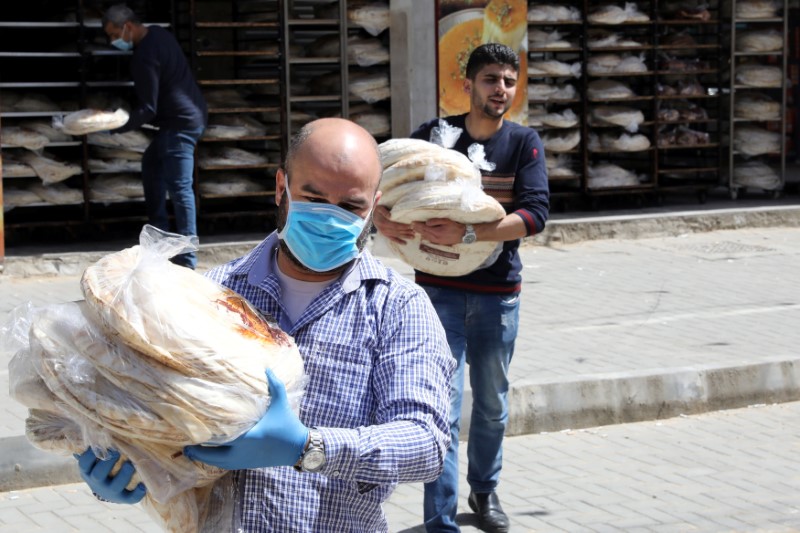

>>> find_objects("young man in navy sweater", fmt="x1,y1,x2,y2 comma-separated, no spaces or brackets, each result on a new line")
103,4,207,269
375,43,550,533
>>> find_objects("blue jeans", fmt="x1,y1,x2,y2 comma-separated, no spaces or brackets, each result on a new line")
422,286,520,533
141,126,204,269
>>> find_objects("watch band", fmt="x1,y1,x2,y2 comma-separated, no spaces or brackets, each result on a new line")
462,224,477,244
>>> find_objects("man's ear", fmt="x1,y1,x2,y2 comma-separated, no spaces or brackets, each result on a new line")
275,168,287,204
463,78,472,95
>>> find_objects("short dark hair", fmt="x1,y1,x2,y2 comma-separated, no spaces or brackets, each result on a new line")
465,43,520,80
284,124,313,175
102,4,140,27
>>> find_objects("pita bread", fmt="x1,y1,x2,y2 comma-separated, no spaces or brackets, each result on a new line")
379,138,456,168
61,108,130,136
380,156,481,195
80,245,304,394
386,236,503,277
383,180,506,276
388,181,506,224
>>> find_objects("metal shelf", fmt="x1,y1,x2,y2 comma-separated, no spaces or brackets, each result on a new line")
0,82,80,88
0,22,79,28
0,52,81,58
727,0,789,196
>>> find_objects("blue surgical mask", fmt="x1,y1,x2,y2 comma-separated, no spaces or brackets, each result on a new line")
111,25,133,51
277,187,371,273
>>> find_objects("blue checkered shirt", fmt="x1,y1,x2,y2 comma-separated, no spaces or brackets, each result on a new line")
203,233,455,532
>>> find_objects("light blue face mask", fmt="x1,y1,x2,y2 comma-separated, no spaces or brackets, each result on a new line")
277,187,371,273
111,25,133,51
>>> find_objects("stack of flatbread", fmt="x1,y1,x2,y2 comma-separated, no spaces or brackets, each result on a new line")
590,106,645,132
734,93,780,120
1,126,50,151
588,162,643,188
733,125,782,156
377,138,506,276
59,108,130,136
733,161,780,190
736,30,783,52
735,64,782,87
589,132,651,152
19,151,83,184
7,226,305,533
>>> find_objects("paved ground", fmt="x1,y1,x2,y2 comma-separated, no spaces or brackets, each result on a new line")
1,401,799,532
1,217,799,531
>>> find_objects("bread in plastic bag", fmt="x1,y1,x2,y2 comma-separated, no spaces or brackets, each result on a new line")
55,108,130,136
4,226,307,533
377,139,507,276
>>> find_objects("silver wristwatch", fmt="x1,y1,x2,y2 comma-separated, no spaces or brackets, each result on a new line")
295,428,326,473
462,224,477,244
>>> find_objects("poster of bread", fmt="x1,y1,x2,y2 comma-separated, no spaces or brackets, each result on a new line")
437,0,528,125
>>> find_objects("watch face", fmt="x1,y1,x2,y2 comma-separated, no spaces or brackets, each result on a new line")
463,232,476,244
303,449,326,471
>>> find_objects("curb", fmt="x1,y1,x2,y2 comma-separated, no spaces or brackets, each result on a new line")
0,241,260,278
501,356,800,435
530,205,800,246
3,357,799,493
2,205,800,278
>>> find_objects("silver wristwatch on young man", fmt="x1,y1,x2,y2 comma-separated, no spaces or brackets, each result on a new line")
462,224,477,244
295,428,326,473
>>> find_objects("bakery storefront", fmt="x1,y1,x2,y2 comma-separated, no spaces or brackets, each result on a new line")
0,0,798,260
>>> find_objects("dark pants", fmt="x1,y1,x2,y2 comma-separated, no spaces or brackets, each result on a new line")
141,126,204,269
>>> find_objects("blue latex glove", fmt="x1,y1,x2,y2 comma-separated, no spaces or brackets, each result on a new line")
184,369,309,470
75,448,146,504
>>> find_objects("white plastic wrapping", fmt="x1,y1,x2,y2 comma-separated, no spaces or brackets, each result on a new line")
430,119,463,149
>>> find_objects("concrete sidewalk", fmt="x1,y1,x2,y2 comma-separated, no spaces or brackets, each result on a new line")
0,203,799,528
1,401,799,532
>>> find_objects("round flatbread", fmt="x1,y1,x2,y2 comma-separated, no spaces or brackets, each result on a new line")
379,145,481,195
386,236,503,277
80,244,304,394
384,180,507,276
379,138,444,167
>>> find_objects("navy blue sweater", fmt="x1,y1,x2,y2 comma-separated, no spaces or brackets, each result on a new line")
115,25,207,133
411,115,550,294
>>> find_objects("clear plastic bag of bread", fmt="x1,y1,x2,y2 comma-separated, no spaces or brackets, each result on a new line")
3,226,307,533
4,301,231,532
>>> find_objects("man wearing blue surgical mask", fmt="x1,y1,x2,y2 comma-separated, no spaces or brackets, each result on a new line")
74,118,456,533
101,4,207,270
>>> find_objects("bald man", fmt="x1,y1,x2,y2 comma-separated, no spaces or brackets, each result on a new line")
76,118,455,532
